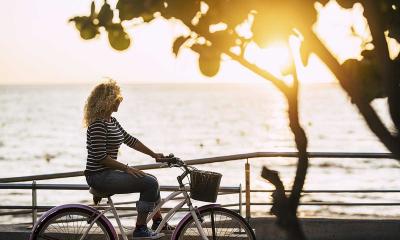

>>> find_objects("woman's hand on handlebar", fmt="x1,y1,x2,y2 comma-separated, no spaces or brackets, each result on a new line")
156,153,177,163
157,154,186,168
152,153,165,162
125,167,146,178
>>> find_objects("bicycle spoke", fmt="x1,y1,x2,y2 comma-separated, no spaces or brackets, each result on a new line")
36,210,111,240
177,208,254,240
38,233,63,240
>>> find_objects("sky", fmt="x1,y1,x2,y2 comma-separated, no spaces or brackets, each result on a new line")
0,0,399,85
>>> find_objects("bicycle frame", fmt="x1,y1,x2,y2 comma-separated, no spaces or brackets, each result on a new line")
78,198,128,240
79,187,209,240
80,158,211,240
148,188,209,240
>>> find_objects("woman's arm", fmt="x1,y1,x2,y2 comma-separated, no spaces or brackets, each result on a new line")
132,140,163,159
114,118,164,160
101,155,145,177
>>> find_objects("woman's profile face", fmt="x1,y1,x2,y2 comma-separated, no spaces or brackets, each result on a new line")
112,96,123,112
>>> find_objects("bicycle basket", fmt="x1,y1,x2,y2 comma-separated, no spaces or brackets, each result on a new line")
190,170,222,203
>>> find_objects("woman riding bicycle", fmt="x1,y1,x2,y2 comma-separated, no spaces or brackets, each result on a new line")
83,79,172,239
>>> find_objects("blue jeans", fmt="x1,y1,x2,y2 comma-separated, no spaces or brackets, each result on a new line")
85,170,160,213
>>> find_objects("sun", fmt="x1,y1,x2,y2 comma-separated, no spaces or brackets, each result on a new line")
244,41,293,78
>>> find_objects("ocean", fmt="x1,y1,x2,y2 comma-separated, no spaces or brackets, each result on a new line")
0,82,399,224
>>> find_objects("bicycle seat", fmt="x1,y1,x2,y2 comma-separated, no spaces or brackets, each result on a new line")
89,187,114,198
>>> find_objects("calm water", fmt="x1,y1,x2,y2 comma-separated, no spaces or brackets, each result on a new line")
0,83,399,223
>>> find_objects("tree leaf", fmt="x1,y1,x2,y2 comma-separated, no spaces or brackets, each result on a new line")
209,30,238,51
69,16,90,31
172,36,189,57
70,16,99,40
116,0,144,21
80,24,99,40
143,0,165,14
116,0,163,22
199,55,220,77
98,3,114,27
164,0,200,25
207,0,251,28
197,46,221,77
342,57,386,102
90,1,96,19
142,12,155,22
190,43,203,54
336,0,355,9
107,24,131,51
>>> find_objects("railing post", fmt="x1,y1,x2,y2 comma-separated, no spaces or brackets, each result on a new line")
239,183,242,216
32,180,37,225
245,159,251,220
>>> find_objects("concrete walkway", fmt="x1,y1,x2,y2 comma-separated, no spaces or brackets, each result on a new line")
249,217,400,240
2,217,400,240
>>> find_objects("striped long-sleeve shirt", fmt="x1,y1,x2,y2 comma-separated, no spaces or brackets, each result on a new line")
85,117,138,174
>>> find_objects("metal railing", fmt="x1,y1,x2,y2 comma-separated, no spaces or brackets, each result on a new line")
0,183,242,225
0,151,399,225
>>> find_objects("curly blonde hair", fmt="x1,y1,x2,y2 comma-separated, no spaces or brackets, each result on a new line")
83,79,123,128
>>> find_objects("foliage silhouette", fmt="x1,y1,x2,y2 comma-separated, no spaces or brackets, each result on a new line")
69,1,400,239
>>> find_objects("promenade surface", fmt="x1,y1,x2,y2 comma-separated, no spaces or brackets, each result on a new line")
1,217,399,240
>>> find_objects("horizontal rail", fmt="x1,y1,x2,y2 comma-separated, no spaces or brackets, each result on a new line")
4,184,398,193
0,152,395,183
247,203,400,206
1,183,399,212
0,204,239,219
248,189,400,193
0,183,239,193
0,203,238,212
2,183,398,194
1,184,396,194
0,206,182,211
0,183,240,216
3,202,400,211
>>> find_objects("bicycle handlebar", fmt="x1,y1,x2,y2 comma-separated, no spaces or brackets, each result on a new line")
157,154,194,187
156,154,184,166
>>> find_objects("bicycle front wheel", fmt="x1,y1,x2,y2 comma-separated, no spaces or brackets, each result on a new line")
173,207,256,240
32,207,115,240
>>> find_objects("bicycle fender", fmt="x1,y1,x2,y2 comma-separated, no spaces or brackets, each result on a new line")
172,204,221,239
29,204,118,240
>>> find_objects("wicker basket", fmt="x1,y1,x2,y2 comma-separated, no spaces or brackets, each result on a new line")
190,170,222,202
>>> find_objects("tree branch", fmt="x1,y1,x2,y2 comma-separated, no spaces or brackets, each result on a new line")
224,51,291,94
306,30,400,158
362,0,400,133
190,25,291,94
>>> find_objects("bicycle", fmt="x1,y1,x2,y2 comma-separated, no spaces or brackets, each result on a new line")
29,155,256,240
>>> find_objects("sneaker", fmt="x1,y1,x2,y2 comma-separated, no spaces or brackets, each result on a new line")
151,219,175,232
132,225,164,239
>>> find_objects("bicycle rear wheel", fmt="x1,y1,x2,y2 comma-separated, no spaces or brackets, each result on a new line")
32,207,115,240
173,207,255,240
